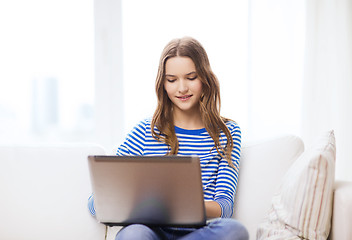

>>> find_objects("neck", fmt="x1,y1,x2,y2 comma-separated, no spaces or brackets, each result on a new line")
173,107,204,130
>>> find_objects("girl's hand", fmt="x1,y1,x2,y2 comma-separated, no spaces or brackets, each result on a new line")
204,201,221,218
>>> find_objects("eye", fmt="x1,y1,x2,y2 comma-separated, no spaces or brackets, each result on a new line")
188,76,197,80
166,78,176,83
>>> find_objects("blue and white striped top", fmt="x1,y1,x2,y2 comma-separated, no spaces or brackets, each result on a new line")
88,118,241,218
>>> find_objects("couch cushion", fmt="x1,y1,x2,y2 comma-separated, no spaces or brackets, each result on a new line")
330,181,352,240
257,130,336,239
0,144,106,240
233,135,304,239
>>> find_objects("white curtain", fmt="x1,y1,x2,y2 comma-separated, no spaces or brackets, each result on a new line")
247,0,305,141
302,0,352,181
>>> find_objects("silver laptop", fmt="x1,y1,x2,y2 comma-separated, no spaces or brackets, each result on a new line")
88,155,206,227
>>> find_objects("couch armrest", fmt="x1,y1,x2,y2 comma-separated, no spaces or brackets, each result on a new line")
329,181,352,240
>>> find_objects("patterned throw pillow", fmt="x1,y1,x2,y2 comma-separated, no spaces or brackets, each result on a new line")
257,130,336,240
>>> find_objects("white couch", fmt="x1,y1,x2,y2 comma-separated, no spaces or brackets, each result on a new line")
1,135,351,240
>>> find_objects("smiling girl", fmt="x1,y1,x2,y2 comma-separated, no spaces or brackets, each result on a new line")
89,37,249,240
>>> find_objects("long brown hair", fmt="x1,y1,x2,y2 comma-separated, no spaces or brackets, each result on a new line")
151,37,235,167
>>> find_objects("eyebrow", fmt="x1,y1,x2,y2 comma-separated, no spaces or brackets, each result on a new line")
165,71,197,77
186,71,197,76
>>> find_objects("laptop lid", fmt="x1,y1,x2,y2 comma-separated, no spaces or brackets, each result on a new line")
88,155,206,227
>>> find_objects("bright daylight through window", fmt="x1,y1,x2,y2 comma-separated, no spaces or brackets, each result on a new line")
0,0,95,144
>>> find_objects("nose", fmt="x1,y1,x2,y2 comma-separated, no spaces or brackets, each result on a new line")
178,79,189,94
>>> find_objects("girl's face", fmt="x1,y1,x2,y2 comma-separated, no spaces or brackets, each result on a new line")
164,56,203,115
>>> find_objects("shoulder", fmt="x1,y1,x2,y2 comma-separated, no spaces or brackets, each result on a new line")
138,117,152,126
224,120,241,135
132,117,152,130
125,118,152,138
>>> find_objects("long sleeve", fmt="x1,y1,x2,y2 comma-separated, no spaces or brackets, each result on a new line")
213,123,241,218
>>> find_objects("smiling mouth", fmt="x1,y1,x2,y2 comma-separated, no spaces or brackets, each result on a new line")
176,95,193,100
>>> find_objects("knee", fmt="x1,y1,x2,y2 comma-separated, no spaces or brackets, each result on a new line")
213,218,249,240
115,224,158,240
227,219,249,240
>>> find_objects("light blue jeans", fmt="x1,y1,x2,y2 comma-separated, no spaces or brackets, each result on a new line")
115,218,249,240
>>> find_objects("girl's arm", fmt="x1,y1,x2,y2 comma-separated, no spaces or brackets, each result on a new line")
213,122,241,218
88,194,96,217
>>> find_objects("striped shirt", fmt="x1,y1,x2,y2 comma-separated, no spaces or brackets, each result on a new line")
88,118,241,218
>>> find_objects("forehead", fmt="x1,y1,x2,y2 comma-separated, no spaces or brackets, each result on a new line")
165,56,196,75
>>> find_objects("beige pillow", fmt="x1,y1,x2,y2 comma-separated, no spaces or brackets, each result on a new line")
257,130,336,240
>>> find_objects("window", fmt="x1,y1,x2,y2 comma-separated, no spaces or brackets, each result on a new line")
0,0,94,144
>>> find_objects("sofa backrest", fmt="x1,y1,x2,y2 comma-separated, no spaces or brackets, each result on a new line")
0,136,305,240
0,144,106,240
233,135,304,240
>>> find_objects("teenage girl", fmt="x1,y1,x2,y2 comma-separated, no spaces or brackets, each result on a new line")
89,37,249,240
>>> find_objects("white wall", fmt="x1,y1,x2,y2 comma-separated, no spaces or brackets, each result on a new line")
94,0,125,153
302,0,352,181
